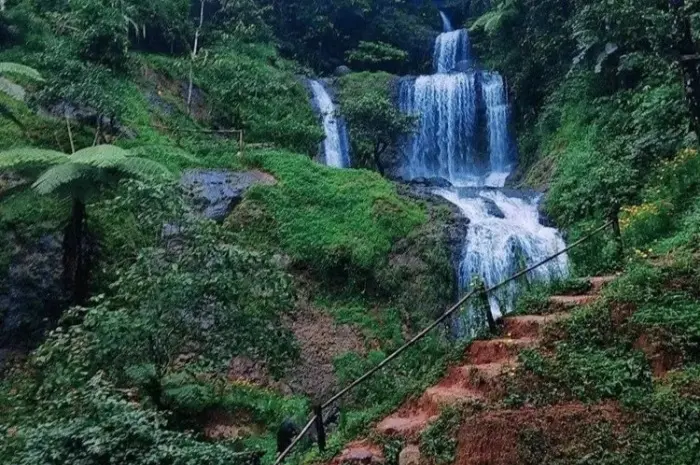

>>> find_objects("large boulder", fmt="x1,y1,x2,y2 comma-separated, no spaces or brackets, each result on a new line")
181,170,276,222
334,65,352,77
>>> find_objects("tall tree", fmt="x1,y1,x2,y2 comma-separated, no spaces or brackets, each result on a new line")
0,145,172,304
669,0,700,135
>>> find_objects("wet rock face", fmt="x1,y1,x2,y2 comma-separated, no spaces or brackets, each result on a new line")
0,234,67,369
397,183,470,266
180,170,276,222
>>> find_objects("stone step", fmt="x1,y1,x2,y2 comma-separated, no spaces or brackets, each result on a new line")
423,385,484,408
549,294,596,308
588,275,618,294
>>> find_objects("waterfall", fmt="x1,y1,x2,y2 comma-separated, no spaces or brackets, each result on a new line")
437,189,569,329
482,72,512,176
433,30,470,73
439,10,453,32
399,74,478,183
398,13,569,333
309,80,351,168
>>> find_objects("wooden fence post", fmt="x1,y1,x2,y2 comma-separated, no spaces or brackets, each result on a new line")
313,404,326,453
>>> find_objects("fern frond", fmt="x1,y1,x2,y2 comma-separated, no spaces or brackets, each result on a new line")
0,77,26,101
0,62,44,82
117,157,174,180
32,163,92,195
71,144,129,168
0,148,69,170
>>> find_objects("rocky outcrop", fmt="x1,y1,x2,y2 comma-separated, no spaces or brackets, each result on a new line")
397,183,469,268
43,101,137,139
181,170,276,222
334,65,352,77
0,233,66,370
377,185,469,320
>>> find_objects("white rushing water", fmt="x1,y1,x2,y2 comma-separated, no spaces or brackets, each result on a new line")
437,189,569,328
397,13,569,334
439,10,453,32
309,80,350,168
433,29,470,73
399,74,478,182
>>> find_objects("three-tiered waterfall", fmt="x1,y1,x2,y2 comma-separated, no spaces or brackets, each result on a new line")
309,80,351,168
399,13,568,334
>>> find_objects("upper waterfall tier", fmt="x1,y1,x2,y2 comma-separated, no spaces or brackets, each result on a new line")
439,10,453,32
309,80,351,168
398,71,513,187
433,29,470,74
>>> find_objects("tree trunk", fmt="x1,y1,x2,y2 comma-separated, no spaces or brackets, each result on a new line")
609,203,624,263
670,0,700,135
63,198,89,305
187,0,206,114
373,141,386,176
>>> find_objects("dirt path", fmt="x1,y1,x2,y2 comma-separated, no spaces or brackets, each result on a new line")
331,275,617,465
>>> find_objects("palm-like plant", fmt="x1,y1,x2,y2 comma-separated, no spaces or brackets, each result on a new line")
0,62,44,127
0,144,173,304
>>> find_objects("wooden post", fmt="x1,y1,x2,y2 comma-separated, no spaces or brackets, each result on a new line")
485,304,497,334
313,404,326,453
609,203,624,262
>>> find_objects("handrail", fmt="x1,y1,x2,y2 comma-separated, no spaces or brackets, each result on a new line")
274,220,614,465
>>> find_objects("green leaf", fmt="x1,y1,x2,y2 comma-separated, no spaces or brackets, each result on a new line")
0,62,44,82
0,148,69,169
71,145,130,168
117,157,174,180
32,163,92,195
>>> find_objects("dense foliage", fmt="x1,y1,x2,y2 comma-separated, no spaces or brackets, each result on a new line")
2,0,700,464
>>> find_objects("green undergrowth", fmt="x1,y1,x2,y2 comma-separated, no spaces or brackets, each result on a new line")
419,406,463,465
504,249,700,463
146,43,322,155
290,332,463,465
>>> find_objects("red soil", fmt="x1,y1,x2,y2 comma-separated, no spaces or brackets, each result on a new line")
454,402,626,465
331,276,617,464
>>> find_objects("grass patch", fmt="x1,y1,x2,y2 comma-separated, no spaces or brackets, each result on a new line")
234,149,427,273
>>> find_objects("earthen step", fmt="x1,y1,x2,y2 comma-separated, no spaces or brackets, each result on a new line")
333,440,384,464
502,313,571,339
549,294,596,307
467,338,537,365
376,411,437,438
423,385,484,408
588,275,618,294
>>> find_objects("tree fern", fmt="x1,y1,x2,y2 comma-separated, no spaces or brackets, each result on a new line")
32,163,93,195
117,157,173,180
470,0,520,35
0,145,173,195
71,145,130,169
